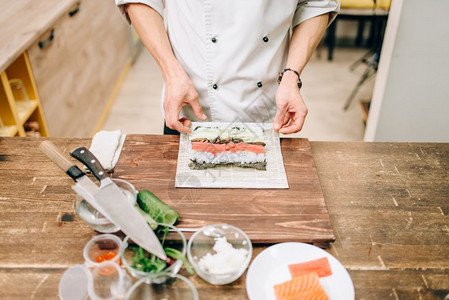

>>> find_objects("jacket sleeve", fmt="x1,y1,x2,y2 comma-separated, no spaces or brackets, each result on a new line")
293,0,340,28
115,0,164,25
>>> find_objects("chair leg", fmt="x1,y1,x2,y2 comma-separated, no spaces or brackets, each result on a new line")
325,19,337,61
355,19,365,46
349,49,374,71
343,53,379,110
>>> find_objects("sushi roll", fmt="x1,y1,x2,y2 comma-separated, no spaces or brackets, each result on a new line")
188,125,267,170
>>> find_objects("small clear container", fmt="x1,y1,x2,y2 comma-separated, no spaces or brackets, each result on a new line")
88,261,132,300
187,224,252,285
83,234,122,268
125,273,198,300
74,178,137,233
59,264,91,300
121,224,187,283
58,262,132,300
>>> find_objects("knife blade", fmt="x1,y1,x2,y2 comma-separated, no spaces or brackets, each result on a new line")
39,141,105,215
70,146,167,260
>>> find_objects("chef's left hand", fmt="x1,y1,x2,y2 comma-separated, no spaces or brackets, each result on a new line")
273,71,308,134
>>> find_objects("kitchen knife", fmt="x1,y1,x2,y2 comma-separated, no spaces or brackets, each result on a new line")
70,146,167,260
39,141,105,215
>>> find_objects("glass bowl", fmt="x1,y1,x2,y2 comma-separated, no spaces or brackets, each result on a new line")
83,234,123,268
125,273,198,300
74,178,137,233
187,224,252,285
120,224,187,283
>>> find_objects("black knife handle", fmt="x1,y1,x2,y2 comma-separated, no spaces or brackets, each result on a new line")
70,147,108,182
39,140,85,182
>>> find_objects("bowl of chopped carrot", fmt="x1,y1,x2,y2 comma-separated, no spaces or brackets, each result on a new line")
120,223,192,283
187,224,253,285
83,234,123,267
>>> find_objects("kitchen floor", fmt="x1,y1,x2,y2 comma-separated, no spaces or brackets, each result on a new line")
102,46,375,141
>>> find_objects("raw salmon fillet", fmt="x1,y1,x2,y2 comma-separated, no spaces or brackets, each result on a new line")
288,257,332,278
273,272,329,300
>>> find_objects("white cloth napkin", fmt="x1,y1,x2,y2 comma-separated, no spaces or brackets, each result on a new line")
89,130,126,171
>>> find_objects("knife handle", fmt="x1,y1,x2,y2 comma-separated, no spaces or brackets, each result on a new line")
70,147,108,182
39,141,85,181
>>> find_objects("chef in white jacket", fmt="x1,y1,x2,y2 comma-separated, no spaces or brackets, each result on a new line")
116,0,339,134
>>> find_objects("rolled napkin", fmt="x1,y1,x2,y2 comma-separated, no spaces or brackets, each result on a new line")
89,130,126,172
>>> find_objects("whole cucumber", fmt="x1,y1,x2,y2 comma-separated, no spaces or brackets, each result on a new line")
136,206,158,229
137,190,180,226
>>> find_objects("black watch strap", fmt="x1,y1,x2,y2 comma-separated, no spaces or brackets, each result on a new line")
277,68,302,89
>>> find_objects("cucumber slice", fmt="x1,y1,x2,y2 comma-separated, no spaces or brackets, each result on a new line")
137,190,180,226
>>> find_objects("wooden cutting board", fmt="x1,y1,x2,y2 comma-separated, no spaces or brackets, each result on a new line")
114,135,335,247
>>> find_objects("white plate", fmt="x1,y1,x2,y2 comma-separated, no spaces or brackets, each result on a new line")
246,242,354,300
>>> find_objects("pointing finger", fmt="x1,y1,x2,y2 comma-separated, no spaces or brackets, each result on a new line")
189,97,207,121
279,114,306,134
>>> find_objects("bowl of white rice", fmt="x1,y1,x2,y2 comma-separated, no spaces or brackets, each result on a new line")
187,224,252,285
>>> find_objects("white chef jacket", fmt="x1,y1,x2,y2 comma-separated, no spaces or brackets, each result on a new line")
116,0,339,123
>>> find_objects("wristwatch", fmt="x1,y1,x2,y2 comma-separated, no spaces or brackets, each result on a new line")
277,68,302,89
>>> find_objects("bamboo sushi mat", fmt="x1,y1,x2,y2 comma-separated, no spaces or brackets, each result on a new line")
175,122,289,189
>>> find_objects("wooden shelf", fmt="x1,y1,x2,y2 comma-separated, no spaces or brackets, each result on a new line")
16,100,38,124
0,125,18,137
0,53,48,137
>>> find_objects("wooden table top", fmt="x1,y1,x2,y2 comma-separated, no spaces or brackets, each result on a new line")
0,135,448,299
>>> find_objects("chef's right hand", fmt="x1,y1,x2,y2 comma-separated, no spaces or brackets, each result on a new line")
126,4,206,133
163,70,207,133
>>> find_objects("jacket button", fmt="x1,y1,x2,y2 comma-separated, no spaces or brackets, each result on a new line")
257,82,263,88
211,37,217,43
212,84,218,89
263,36,269,43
